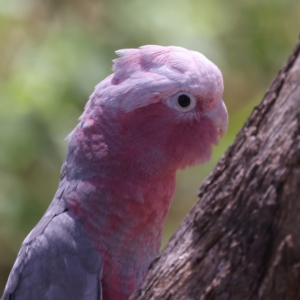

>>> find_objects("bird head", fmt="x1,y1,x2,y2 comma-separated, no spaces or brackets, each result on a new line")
71,45,228,178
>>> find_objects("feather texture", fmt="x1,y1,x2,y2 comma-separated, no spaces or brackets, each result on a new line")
2,45,227,300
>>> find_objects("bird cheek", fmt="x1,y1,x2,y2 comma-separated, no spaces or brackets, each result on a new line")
162,116,217,170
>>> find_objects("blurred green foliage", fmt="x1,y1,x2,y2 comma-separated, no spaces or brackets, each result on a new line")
0,0,299,293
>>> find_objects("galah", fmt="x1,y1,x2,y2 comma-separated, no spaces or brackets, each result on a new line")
2,45,228,300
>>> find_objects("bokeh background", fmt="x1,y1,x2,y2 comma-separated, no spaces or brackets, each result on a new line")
0,0,300,293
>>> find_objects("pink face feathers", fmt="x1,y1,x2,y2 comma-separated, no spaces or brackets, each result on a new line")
71,45,228,178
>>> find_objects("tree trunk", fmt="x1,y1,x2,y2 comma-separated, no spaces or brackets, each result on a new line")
130,38,300,300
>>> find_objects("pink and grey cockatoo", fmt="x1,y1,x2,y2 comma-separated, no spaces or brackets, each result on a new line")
2,45,228,300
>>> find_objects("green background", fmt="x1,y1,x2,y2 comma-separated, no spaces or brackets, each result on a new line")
0,0,299,294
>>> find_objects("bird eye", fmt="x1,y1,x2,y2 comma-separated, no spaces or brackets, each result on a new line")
178,94,191,108
164,92,196,112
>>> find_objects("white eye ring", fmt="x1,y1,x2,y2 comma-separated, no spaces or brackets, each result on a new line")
164,92,197,112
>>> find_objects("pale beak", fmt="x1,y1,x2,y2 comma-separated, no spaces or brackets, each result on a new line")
205,100,228,138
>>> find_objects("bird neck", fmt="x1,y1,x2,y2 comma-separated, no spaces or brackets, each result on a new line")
64,110,178,298
65,121,177,257
65,163,176,292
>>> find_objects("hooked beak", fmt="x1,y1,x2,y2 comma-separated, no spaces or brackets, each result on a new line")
205,100,228,138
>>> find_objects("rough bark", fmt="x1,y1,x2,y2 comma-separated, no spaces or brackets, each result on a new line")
130,38,300,300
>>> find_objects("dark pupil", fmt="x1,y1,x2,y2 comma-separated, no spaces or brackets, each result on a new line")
178,94,191,108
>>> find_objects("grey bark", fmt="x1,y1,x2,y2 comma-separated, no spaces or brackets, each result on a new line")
130,38,300,300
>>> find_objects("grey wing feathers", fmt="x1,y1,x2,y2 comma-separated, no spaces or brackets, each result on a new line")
2,174,103,300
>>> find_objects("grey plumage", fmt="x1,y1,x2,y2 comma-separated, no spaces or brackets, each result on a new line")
2,170,103,300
